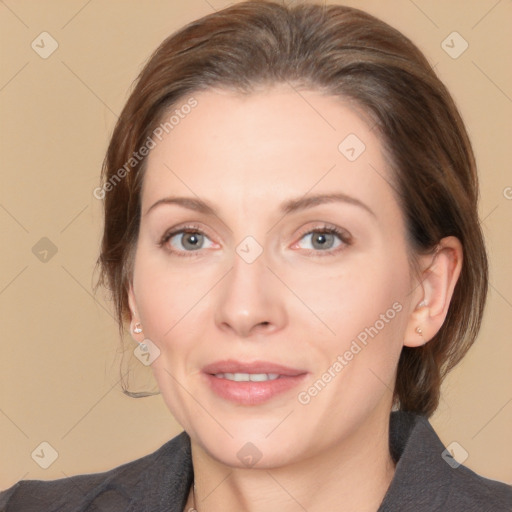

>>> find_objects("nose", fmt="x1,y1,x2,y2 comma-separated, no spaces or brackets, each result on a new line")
214,249,287,339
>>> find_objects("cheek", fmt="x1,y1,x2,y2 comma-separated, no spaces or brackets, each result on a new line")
306,248,411,399
299,255,410,342
131,251,211,425
300,270,408,420
132,248,216,341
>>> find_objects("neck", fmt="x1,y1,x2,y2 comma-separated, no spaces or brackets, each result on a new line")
185,406,396,512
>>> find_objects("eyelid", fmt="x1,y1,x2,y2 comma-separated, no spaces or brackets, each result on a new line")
290,223,352,255
295,222,352,243
158,223,215,252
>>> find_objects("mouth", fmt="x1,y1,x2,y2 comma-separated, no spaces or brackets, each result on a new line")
202,359,308,405
212,372,280,382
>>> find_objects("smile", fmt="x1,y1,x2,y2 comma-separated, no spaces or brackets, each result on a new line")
202,360,308,405
213,373,280,382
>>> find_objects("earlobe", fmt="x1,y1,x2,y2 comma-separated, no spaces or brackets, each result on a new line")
404,301,429,347
404,236,463,348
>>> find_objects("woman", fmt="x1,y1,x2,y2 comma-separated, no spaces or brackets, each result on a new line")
1,1,511,511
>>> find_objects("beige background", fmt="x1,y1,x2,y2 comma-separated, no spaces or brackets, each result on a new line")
1,0,511,489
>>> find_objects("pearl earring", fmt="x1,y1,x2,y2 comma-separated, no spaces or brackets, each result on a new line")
133,323,142,334
415,326,423,335
417,300,427,309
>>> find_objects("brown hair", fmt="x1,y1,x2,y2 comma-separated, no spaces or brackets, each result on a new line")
96,0,488,416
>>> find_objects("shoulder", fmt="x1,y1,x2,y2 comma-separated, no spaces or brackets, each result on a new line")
0,431,193,512
443,453,512,511
381,411,512,512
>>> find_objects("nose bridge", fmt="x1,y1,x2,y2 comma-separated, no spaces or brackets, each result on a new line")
231,239,267,295
214,236,286,337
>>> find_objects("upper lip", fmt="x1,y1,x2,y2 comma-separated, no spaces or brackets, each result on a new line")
202,359,307,377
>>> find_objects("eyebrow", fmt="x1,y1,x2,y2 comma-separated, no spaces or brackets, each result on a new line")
145,192,376,218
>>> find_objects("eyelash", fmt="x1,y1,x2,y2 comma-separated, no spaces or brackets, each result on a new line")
158,223,352,258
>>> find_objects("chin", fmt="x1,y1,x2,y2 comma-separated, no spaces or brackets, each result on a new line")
197,432,304,470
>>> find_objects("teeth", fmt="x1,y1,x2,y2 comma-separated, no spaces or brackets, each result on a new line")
214,373,280,382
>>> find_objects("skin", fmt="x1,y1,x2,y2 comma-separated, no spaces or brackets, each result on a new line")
128,84,462,512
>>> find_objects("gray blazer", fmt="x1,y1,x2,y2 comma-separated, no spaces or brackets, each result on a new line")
1,411,511,511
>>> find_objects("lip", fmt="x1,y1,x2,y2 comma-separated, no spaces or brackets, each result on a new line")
202,359,306,376
202,359,308,406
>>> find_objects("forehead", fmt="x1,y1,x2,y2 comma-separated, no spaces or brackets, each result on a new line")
141,85,397,220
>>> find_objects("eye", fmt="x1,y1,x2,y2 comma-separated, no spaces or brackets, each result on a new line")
293,224,352,255
159,225,215,256
158,223,351,257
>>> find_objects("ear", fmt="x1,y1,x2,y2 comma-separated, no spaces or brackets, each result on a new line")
127,281,138,320
127,281,143,342
404,236,463,347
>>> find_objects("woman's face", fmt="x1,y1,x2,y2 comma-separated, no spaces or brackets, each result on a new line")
129,85,421,468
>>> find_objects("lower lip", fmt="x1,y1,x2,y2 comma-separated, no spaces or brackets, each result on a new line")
204,373,308,405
